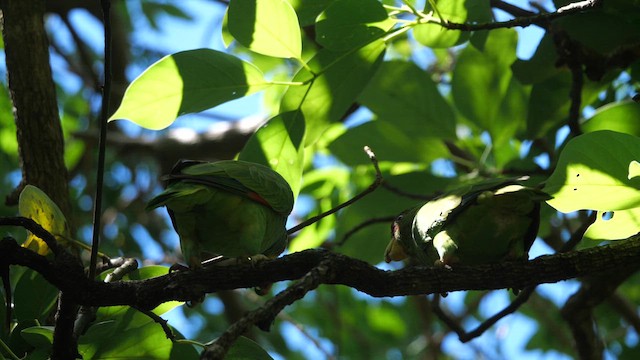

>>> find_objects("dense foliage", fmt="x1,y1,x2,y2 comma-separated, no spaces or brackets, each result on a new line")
1,0,640,359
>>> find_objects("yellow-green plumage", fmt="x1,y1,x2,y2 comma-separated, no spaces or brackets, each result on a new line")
385,179,550,267
146,160,294,269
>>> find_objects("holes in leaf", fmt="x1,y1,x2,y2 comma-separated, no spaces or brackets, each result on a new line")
601,211,614,221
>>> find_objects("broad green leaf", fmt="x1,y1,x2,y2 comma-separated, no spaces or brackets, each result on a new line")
286,0,334,26
414,0,469,48
14,269,58,322
544,131,640,212
281,39,386,146
239,112,306,197
328,121,449,166
79,307,198,359
584,208,640,241
358,60,456,139
19,185,70,255
512,34,559,84
109,49,269,130
316,0,392,51
228,0,302,59
555,12,640,55
21,326,54,348
582,101,640,136
452,29,518,140
227,336,274,360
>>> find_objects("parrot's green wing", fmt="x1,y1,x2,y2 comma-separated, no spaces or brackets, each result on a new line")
146,160,294,270
167,160,294,215
386,177,550,267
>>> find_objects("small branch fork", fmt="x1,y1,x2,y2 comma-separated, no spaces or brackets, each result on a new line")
435,0,602,32
201,260,334,360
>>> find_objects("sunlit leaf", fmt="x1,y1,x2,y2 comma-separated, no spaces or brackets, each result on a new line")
584,209,640,241
582,101,640,136
228,0,302,59
316,0,393,51
544,131,640,212
18,185,71,255
239,112,305,197
629,161,640,180
109,49,269,130
281,39,386,146
414,0,470,48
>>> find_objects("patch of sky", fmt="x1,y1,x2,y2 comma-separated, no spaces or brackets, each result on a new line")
203,296,224,315
343,106,373,129
164,305,204,339
279,321,335,359
70,174,87,195
534,152,550,170
431,158,457,177
7,169,20,188
537,280,581,307
160,228,180,250
555,125,571,148
78,194,93,212
131,223,165,262
520,140,533,158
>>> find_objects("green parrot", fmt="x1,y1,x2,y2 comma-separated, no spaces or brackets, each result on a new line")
385,179,551,267
146,160,294,269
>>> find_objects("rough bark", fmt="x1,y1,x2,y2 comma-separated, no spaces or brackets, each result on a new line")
1,0,71,216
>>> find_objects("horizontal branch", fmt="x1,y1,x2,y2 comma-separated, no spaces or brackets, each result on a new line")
1,233,639,311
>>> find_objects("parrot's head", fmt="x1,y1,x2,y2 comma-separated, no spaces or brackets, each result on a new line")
384,206,420,263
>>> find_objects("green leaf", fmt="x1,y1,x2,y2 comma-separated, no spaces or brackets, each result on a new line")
227,336,274,360
582,101,640,136
413,0,469,48
452,29,518,139
228,0,302,59
512,34,559,84
79,307,198,359
18,185,71,255
109,49,269,130
316,0,392,51
358,60,456,139
239,112,306,197
13,270,58,322
584,209,640,241
544,130,640,212
286,0,334,26
21,326,54,349
281,40,385,146
328,121,449,166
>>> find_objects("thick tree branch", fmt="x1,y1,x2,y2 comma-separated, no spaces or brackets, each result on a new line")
1,0,71,215
1,230,639,311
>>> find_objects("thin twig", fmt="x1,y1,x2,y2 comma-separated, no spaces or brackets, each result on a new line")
432,211,597,341
89,0,112,280
287,146,383,235
437,0,601,31
382,182,438,201
201,260,334,360
335,216,395,247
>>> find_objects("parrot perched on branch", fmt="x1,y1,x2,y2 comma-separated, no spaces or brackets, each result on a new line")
146,160,294,269
385,179,551,267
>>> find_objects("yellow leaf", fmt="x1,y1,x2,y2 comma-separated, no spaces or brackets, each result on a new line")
18,185,71,255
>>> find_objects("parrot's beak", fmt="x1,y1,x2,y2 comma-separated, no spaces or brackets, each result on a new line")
384,238,407,263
